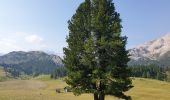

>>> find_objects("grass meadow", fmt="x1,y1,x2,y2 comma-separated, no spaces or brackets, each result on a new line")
0,69,170,100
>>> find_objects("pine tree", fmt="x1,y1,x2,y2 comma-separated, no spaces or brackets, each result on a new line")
63,0,133,100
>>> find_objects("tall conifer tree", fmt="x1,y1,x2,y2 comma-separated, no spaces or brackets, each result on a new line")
63,0,133,100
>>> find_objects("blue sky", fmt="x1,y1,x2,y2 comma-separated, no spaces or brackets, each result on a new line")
0,0,170,56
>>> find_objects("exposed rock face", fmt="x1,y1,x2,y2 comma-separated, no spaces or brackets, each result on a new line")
129,33,170,66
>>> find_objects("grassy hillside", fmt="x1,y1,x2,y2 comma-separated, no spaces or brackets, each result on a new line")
0,66,14,81
126,78,170,100
0,67,7,81
0,67,5,76
0,76,170,100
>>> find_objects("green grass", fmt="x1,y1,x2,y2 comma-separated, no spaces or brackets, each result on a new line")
33,75,51,81
0,76,170,100
0,66,13,82
0,67,7,81
0,67,5,76
126,78,170,100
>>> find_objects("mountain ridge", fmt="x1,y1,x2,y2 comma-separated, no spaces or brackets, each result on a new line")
0,51,63,76
129,32,170,66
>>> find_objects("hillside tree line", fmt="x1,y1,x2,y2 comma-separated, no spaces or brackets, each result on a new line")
129,65,170,82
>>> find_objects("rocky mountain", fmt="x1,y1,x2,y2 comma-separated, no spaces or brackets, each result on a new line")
129,33,170,67
0,51,63,76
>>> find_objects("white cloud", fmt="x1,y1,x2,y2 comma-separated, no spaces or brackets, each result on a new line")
0,38,23,53
25,34,44,44
0,32,47,54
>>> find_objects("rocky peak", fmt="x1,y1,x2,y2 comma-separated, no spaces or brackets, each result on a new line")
130,33,170,60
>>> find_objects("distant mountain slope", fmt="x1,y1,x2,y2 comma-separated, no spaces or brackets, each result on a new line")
0,51,63,76
129,33,170,67
0,53,4,56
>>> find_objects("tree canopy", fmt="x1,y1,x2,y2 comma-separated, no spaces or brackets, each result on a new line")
63,0,133,100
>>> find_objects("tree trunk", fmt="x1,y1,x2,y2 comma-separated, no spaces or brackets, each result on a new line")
94,93,105,100
94,93,99,100
99,93,105,100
